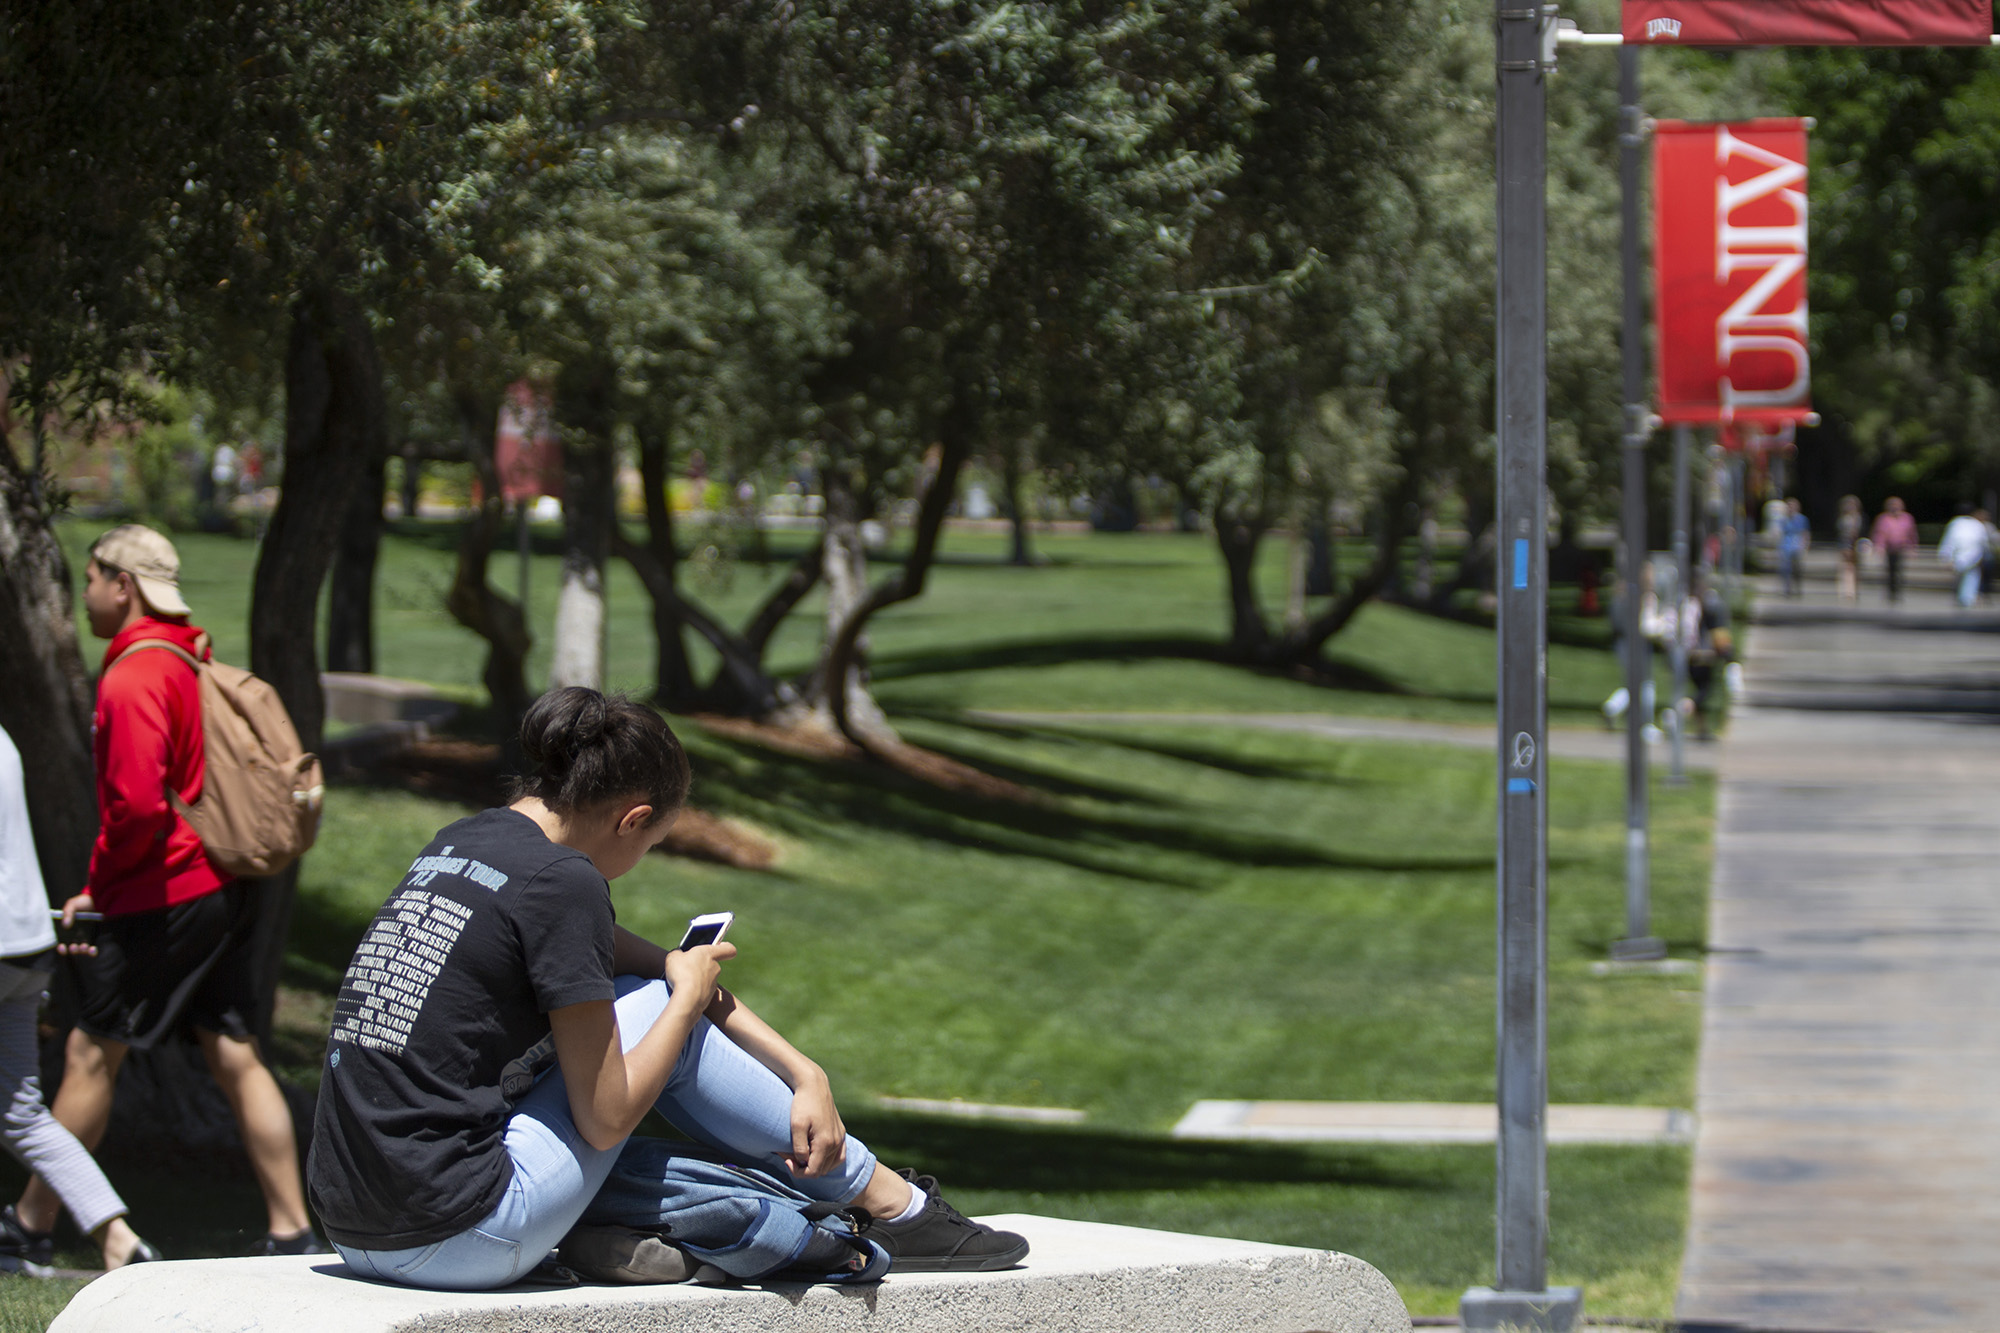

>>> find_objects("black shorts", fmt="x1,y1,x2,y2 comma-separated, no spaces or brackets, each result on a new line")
64,881,258,1050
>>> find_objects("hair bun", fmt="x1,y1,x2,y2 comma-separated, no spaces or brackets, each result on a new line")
526,687,609,776
511,687,692,826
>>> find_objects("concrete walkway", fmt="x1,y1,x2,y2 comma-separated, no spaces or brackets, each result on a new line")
1677,564,2000,1332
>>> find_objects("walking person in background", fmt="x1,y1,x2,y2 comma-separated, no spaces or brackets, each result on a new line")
14,525,324,1259
1836,495,1864,602
1677,573,1735,741
1601,561,1666,742
0,724,159,1272
1871,496,1917,603
1937,504,1992,608
1777,498,1811,598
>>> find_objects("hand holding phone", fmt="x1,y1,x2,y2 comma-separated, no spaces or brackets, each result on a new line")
667,913,734,1007
678,912,733,951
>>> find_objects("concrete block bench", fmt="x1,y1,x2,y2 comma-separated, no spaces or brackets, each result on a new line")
49,1214,1410,1333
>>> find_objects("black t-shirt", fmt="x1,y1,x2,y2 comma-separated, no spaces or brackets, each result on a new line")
307,808,616,1249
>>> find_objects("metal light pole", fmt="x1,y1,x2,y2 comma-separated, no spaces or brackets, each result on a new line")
1461,4,1581,1329
518,506,533,613
1729,452,1746,600
1667,424,1692,786
1612,45,1663,963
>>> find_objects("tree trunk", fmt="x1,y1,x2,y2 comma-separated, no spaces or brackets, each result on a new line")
631,424,698,709
793,477,890,739
445,392,533,749
1412,507,1436,603
1002,445,1032,567
822,417,975,747
1433,490,1494,613
0,430,95,897
1215,510,1270,660
611,526,817,718
1274,471,1424,664
399,446,421,519
549,381,615,692
1305,513,1335,597
325,447,385,674
252,290,386,754
248,289,386,1042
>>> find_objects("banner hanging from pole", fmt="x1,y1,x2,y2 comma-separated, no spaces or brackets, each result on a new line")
1623,1,1991,45
1654,119,1813,428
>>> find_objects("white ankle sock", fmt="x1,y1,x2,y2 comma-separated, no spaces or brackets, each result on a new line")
886,1184,928,1226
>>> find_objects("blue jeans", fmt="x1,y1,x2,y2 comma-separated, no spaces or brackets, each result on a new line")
1959,567,1983,607
335,976,878,1290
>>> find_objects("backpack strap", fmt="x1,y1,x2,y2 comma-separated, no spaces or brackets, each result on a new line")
110,639,204,675
107,640,207,822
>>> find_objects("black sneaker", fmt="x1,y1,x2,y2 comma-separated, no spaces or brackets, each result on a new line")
855,1171,1028,1273
249,1227,328,1257
0,1207,53,1268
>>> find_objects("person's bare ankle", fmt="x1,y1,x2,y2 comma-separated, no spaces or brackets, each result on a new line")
97,1217,140,1268
850,1165,914,1220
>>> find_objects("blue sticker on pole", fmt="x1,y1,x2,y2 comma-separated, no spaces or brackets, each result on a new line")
1507,778,1536,794
1512,538,1529,589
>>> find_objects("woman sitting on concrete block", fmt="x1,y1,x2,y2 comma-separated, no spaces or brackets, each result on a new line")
307,688,1026,1290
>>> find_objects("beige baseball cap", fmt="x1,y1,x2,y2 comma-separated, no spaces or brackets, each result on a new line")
90,525,191,617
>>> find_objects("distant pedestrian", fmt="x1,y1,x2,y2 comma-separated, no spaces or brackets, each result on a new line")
0,725,160,1272
209,443,239,496
1676,574,1734,741
1984,510,2000,599
1777,498,1811,597
1870,497,1917,602
1937,504,1992,608
1601,562,1666,741
1836,495,1864,601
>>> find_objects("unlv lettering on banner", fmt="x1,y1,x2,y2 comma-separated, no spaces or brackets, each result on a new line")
1623,1,1990,46
1654,119,1812,427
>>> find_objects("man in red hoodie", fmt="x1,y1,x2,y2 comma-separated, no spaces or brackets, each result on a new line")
8,526,322,1259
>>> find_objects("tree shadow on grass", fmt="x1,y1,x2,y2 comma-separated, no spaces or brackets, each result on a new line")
866,635,1405,697
877,715,1174,806
691,731,1497,886
895,708,1371,786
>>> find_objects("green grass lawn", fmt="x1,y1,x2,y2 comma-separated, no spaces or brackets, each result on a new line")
19,519,1710,1326
56,520,1660,725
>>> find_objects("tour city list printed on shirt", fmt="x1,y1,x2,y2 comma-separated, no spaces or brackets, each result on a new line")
330,846,511,1056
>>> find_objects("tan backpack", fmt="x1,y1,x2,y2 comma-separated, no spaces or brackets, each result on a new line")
112,637,325,878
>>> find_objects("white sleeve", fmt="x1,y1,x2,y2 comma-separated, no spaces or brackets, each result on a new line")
0,727,57,958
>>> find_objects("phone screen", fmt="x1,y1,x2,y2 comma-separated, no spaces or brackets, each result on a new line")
680,921,726,949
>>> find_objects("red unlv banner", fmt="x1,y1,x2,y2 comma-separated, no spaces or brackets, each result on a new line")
1624,1,1991,45
1654,119,1812,427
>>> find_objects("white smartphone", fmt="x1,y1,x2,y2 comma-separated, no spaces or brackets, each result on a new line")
677,912,733,950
